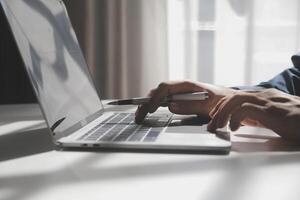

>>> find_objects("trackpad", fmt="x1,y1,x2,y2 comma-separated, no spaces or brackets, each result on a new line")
165,124,209,134
160,116,231,148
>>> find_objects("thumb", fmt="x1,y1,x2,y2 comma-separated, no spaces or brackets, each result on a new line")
168,101,210,115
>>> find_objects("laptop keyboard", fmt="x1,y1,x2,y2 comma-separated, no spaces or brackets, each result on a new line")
77,113,172,143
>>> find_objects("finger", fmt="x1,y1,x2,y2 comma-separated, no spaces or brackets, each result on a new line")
216,94,265,128
135,104,150,124
210,94,267,131
168,100,209,115
209,97,227,118
229,103,268,131
148,81,203,113
208,97,232,130
149,89,168,107
134,88,164,123
148,89,156,97
241,118,264,128
208,96,238,131
160,102,169,107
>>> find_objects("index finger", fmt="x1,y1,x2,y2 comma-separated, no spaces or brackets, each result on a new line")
135,104,150,124
135,89,156,123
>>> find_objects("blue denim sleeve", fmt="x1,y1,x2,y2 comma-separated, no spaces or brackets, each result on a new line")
233,54,300,96
257,67,300,95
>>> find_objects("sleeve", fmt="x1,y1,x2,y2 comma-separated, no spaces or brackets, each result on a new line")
233,54,300,96
256,67,300,96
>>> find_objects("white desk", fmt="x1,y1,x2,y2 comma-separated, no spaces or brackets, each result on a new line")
1,104,300,200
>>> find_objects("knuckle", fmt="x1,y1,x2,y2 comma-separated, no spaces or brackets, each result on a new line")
240,102,251,109
261,88,277,96
234,103,252,114
256,96,266,103
241,102,256,108
168,106,175,113
168,105,178,114
158,82,169,89
182,80,193,86
232,92,257,103
182,80,199,91
231,93,244,101
150,89,156,93
268,88,278,93
223,94,241,106
148,89,156,97
265,103,277,113
240,103,257,114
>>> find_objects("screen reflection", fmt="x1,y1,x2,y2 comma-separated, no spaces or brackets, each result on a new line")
2,0,103,136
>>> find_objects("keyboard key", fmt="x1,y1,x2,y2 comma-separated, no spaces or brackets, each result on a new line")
100,124,127,141
120,114,134,124
108,113,128,124
78,112,171,142
128,127,150,142
113,124,141,141
100,114,118,124
85,124,114,141
143,130,161,142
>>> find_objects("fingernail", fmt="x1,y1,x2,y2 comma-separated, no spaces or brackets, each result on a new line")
149,105,156,113
170,103,179,111
229,121,239,131
149,109,155,114
135,105,142,115
207,121,213,131
135,117,142,124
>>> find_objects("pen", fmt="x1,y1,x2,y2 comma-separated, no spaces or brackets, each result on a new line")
108,92,209,105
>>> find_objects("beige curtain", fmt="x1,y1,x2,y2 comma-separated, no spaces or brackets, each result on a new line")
64,0,168,99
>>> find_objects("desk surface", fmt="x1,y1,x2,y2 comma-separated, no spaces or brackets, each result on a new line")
1,104,300,200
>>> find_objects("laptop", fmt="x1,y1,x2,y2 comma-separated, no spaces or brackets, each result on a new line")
0,0,231,153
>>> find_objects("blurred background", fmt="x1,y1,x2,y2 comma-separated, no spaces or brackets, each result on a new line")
1,0,300,103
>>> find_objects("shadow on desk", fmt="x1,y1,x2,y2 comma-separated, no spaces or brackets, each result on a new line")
2,148,300,200
0,128,54,162
232,134,300,153
1,121,300,200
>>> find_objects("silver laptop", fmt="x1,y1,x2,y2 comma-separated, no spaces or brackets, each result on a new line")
1,0,231,153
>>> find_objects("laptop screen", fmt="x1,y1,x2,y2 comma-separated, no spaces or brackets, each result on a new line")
1,0,104,136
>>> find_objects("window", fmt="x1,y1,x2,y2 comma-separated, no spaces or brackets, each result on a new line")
167,0,300,86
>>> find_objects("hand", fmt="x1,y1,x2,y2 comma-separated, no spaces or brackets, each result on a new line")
135,80,237,123
207,88,300,140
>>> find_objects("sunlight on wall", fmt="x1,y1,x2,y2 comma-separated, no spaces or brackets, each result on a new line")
167,0,300,87
167,0,185,80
